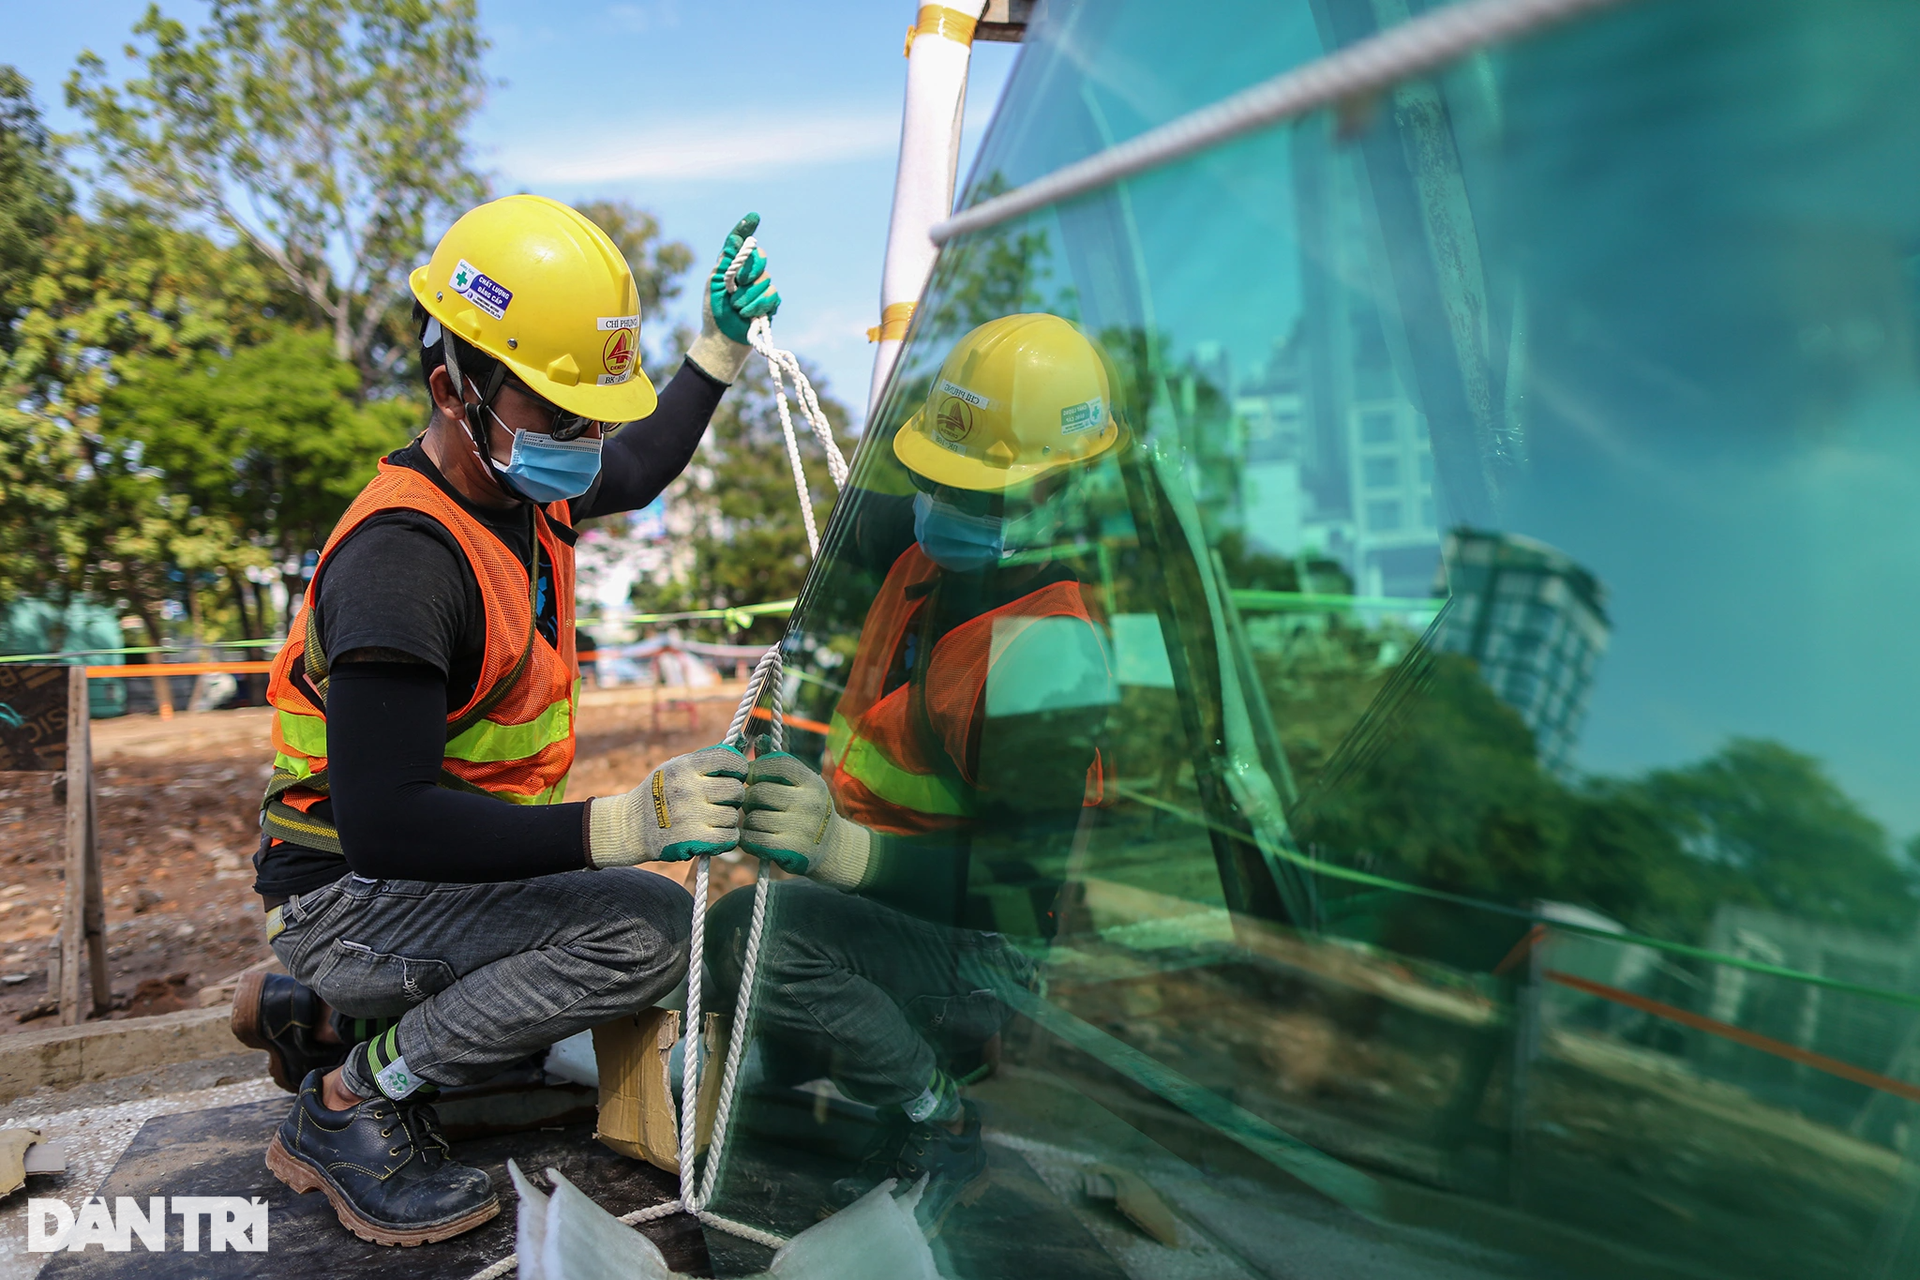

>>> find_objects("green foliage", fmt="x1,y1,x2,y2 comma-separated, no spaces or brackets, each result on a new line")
1272,632,1919,945
67,0,490,388
1632,739,1916,935
10,199,277,410
1,199,279,627
0,67,72,353
0,401,83,603
104,326,414,624
632,350,849,644
0,177,412,642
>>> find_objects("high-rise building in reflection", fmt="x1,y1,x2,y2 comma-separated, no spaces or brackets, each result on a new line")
1437,528,1611,773
1225,123,1443,598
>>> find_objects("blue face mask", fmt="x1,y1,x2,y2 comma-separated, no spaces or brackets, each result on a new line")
488,408,603,504
913,491,1003,572
913,489,1069,572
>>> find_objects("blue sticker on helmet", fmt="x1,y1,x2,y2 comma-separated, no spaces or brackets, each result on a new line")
450,258,513,320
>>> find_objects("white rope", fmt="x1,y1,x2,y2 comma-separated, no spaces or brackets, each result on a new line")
725,236,850,557
929,0,1646,246
469,239,847,1280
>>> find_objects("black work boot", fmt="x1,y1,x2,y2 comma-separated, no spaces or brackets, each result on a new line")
266,1069,499,1246
230,972,348,1092
829,1101,988,1235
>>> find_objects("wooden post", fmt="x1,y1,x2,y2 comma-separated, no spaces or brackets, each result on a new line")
58,666,108,1025
85,757,110,1015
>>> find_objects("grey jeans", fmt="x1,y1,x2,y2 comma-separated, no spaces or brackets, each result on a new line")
270,868,691,1096
705,880,1034,1110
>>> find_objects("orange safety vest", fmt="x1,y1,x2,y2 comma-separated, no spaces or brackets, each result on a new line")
823,544,1106,837
260,460,579,854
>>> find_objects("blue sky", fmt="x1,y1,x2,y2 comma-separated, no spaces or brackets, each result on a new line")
2,0,1022,427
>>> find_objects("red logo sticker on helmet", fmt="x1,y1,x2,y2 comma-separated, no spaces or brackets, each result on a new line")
934,397,974,447
602,327,636,378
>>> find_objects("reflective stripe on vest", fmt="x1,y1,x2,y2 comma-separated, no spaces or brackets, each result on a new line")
824,545,1102,833
275,698,572,767
825,712,974,818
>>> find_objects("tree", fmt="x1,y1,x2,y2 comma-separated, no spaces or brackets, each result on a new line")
1631,739,1917,936
0,67,72,353
101,326,413,640
0,402,82,607
631,348,849,644
1,195,411,661
2,202,278,622
67,0,490,389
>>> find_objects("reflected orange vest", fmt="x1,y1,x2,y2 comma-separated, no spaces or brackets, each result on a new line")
260,461,579,854
823,545,1104,837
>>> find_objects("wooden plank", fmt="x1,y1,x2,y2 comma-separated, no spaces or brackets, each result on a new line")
60,666,90,1026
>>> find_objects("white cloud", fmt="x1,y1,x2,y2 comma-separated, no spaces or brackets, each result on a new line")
606,1,680,36
500,110,902,185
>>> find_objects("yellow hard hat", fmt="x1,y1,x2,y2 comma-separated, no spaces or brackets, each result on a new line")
409,194,657,422
893,313,1121,492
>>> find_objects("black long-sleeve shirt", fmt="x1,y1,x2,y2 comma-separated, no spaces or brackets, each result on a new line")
252,359,726,898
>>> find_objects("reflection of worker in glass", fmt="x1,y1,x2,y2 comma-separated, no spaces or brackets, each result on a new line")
708,313,1123,1227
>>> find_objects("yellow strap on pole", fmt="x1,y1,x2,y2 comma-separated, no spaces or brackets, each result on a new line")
865,301,918,343
904,4,978,56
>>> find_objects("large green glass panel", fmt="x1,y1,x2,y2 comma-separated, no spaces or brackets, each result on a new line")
699,0,1920,1275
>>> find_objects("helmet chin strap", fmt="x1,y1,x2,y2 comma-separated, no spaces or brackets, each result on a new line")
441,328,519,502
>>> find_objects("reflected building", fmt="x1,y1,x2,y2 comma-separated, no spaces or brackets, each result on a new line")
1436,528,1610,773
1235,332,1310,558
1226,124,1442,597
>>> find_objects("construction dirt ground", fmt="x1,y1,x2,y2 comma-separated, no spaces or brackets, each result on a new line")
0,681,763,1030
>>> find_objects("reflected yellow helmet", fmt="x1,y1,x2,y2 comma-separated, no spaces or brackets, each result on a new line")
893,313,1122,492
408,194,658,422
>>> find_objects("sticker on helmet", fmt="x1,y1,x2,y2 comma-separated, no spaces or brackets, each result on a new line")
602,326,636,379
938,379,990,409
449,259,512,321
1060,397,1105,434
597,315,641,331
934,398,975,448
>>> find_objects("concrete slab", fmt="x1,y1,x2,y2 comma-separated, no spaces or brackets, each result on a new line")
0,1008,241,1105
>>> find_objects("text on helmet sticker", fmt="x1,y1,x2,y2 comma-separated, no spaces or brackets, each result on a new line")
597,315,641,331
450,259,513,321
938,379,991,409
1060,396,1105,434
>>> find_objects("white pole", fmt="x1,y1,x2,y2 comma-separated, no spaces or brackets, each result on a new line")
867,4,982,421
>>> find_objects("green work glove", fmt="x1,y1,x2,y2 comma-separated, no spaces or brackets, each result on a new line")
588,744,746,867
688,214,781,384
740,752,872,889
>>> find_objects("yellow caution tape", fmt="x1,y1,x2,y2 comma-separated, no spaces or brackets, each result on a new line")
865,301,918,343
905,4,979,55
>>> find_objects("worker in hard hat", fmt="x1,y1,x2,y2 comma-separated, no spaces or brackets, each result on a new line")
230,195,775,1246
706,313,1124,1231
